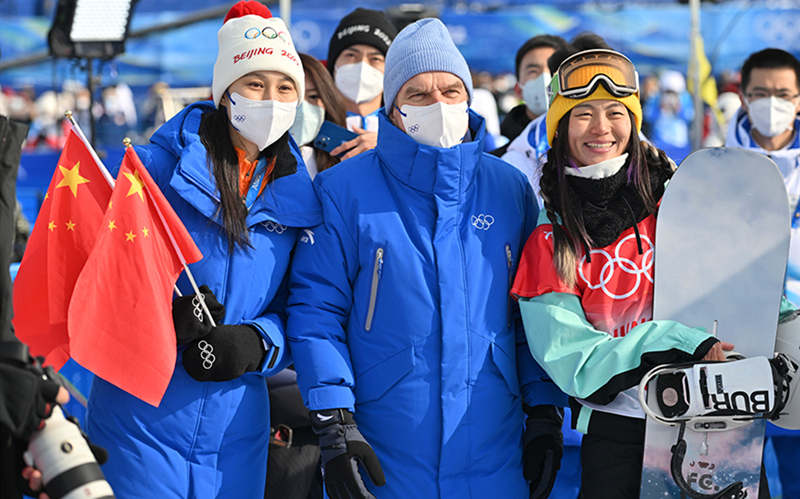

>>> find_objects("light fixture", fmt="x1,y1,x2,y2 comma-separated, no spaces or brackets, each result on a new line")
49,0,138,59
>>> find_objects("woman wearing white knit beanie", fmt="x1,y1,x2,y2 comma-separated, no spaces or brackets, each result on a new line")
83,2,322,498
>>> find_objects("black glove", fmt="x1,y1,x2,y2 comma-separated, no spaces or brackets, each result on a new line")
172,285,225,345
0,344,61,439
523,404,564,499
310,408,385,499
182,324,265,382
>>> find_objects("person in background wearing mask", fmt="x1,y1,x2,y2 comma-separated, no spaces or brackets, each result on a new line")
725,47,800,499
83,3,321,498
326,8,397,159
287,18,566,499
504,35,646,207
290,53,348,179
492,34,569,157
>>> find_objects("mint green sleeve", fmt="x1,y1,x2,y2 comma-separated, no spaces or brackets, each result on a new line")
780,295,798,320
519,292,718,405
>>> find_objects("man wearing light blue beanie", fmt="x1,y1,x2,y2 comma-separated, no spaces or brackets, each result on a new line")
382,18,473,112
287,17,566,499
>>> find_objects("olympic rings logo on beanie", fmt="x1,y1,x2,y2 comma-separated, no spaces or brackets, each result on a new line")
244,26,290,44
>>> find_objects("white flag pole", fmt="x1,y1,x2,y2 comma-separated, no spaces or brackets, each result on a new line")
64,110,116,189
122,138,215,327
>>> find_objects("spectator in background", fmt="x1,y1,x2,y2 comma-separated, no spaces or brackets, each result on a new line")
493,34,569,157
502,32,610,199
96,83,138,147
25,90,62,150
326,8,397,159
139,81,171,140
288,53,348,179
643,70,693,162
470,87,501,151
725,48,800,499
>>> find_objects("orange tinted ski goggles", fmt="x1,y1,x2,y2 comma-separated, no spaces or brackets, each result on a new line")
549,49,639,104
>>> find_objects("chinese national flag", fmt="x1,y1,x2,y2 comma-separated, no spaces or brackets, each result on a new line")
68,146,202,406
13,129,113,369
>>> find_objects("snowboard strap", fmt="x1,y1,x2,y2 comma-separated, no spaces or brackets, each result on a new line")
669,421,746,499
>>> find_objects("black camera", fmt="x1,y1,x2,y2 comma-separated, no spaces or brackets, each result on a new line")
0,342,115,499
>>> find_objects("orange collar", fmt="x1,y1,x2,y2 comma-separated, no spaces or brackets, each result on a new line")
235,147,275,201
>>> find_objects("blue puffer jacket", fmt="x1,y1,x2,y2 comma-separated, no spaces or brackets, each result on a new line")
287,110,566,499
85,101,322,499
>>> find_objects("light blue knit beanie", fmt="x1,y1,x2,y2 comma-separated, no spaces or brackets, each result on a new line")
383,18,473,109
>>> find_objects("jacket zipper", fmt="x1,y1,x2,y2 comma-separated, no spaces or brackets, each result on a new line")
505,243,514,329
365,247,384,331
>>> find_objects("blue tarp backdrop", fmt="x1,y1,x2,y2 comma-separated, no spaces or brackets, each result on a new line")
1,0,798,91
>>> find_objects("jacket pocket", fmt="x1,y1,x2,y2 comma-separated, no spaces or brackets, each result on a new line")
364,246,385,332
491,341,521,399
354,345,415,403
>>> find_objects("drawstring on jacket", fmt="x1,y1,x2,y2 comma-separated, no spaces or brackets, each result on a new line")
621,196,643,255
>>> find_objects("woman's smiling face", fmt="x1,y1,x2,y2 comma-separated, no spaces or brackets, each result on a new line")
567,99,632,167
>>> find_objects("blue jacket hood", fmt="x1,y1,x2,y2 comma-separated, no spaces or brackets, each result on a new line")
375,108,487,196
149,101,322,228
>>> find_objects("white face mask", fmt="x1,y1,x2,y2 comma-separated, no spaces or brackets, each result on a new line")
398,101,469,149
746,96,797,137
228,92,297,151
289,100,325,147
335,62,384,104
521,73,552,116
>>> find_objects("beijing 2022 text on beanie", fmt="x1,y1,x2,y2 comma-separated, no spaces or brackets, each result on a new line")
212,0,304,107
327,8,397,74
383,18,473,109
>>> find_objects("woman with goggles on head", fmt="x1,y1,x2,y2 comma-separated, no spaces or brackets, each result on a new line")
510,49,738,498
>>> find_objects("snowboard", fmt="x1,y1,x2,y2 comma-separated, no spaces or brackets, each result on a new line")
640,148,791,499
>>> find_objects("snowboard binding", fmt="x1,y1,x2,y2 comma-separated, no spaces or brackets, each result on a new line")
639,354,796,499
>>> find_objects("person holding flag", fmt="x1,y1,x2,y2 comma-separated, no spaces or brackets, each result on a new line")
80,2,321,498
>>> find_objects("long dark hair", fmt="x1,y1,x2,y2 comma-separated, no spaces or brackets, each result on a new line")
299,53,348,173
539,108,674,287
198,104,289,252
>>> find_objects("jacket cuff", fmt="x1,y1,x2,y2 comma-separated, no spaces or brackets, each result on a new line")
692,336,719,361
307,385,355,412
243,313,289,375
523,379,569,408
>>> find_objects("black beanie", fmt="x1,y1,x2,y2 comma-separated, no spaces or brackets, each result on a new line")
327,8,397,75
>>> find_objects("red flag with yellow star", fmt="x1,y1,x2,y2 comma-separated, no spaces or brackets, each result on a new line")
68,146,202,406
13,128,113,369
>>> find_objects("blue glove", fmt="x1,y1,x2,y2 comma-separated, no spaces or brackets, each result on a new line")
523,404,564,499
310,408,385,499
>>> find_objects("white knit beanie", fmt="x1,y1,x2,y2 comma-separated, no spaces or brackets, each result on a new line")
212,1,304,107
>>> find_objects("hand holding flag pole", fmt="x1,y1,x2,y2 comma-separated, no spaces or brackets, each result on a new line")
121,138,216,328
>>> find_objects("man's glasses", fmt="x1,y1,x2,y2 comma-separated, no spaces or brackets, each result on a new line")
745,91,800,101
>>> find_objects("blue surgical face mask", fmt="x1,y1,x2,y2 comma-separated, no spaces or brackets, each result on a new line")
289,100,326,146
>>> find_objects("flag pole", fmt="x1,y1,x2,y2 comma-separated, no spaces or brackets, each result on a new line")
64,110,116,189
122,138,216,328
